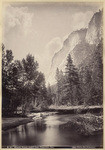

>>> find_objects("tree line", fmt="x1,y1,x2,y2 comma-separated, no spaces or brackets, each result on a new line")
2,44,51,116
2,40,103,116
49,41,103,106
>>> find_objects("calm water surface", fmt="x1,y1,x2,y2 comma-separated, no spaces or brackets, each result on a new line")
2,114,103,148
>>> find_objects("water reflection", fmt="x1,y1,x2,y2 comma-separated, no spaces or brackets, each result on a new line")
2,114,103,148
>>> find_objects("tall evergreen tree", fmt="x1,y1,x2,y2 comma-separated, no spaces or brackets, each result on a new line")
55,68,61,105
2,45,15,115
47,83,53,105
64,54,81,105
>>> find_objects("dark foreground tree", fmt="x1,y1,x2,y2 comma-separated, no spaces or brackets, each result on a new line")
2,45,48,116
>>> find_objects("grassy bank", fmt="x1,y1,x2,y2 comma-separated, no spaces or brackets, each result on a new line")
60,113,103,135
2,117,34,131
2,111,58,131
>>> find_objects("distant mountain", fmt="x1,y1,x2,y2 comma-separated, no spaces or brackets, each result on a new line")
48,10,103,85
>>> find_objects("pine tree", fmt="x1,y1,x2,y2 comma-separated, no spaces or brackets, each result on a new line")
55,68,60,105
47,83,53,105
64,54,81,105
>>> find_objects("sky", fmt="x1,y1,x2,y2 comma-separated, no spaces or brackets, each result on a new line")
2,2,102,84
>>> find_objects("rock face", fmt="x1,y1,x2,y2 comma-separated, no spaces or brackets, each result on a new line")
48,10,103,85
51,28,87,70
86,10,103,45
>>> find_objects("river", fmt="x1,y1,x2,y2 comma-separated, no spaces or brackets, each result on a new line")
2,113,103,148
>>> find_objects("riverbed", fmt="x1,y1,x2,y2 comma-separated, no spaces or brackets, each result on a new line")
2,113,103,148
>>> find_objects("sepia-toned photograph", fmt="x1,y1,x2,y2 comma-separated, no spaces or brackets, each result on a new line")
2,1,103,148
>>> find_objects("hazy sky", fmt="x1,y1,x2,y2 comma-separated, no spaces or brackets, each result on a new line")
3,2,102,84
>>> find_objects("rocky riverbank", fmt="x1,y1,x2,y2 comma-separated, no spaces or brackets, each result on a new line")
59,113,103,136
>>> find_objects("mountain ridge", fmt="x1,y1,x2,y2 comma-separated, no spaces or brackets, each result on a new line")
48,10,103,85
